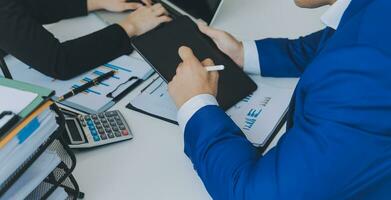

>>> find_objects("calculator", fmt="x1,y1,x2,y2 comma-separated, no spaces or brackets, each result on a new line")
64,110,133,148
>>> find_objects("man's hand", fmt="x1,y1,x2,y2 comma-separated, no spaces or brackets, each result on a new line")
198,23,244,68
118,4,171,36
168,46,219,108
88,0,152,12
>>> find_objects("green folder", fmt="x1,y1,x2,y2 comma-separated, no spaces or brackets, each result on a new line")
0,78,54,118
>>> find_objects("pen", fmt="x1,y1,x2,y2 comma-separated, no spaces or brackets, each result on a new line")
205,65,225,72
57,70,116,102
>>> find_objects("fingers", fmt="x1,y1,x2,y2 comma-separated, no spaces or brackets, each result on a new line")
197,22,222,40
151,3,168,16
124,2,143,10
157,15,172,24
201,58,219,84
201,58,214,66
178,46,200,64
141,0,152,6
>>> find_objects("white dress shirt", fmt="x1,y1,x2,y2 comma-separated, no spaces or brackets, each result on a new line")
177,0,352,132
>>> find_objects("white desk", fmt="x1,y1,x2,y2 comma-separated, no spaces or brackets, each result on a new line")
73,0,327,199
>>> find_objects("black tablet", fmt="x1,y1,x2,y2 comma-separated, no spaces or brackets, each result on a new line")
161,0,224,24
132,16,257,110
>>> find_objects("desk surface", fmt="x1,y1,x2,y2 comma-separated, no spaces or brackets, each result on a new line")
73,0,326,199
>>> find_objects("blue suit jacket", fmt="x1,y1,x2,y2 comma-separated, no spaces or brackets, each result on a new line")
184,0,391,199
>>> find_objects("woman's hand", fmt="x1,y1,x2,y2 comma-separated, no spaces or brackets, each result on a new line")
198,23,245,68
88,0,153,12
118,3,171,37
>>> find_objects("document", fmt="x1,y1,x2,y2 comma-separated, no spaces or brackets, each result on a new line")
0,110,58,185
1,150,61,200
0,86,37,128
4,14,154,114
129,76,295,146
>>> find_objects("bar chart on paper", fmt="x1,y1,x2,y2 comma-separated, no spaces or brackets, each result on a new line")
129,76,295,146
5,55,153,113
1,13,154,113
226,77,294,146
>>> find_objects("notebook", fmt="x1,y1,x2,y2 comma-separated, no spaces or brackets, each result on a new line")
132,16,257,110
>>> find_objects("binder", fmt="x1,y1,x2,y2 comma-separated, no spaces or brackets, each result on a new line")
0,80,82,199
0,104,83,199
0,78,54,118
0,101,53,148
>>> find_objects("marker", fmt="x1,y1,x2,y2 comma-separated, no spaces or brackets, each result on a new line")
205,65,225,72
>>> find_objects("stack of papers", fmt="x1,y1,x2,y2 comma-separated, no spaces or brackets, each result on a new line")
0,104,58,186
2,150,61,200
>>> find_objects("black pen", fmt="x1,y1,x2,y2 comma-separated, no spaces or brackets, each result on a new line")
57,70,116,102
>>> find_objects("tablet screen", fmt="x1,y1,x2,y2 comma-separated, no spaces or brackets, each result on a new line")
167,0,222,24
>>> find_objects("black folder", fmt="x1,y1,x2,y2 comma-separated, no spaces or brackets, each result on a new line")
132,16,257,110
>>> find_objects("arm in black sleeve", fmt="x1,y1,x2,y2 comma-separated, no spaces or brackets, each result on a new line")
0,0,133,80
22,0,89,24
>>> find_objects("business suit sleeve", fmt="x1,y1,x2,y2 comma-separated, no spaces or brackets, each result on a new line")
184,46,391,199
23,0,88,24
0,0,132,80
255,29,326,77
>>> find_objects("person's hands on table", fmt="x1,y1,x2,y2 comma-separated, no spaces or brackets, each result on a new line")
118,3,171,36
168,46,220,108
88,0,153,12
197,23,245,68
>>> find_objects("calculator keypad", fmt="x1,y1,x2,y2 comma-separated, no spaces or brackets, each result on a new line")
80,110,131,143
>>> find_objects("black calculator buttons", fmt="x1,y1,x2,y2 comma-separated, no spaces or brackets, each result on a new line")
119,125,126,130
108,132,115,138
105,111,116,117
100,134,108,140
98,128,105,134
80,110,131,146
114,131,122,137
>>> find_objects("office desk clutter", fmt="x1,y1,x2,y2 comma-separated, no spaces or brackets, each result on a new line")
0,78,82,199
4,14,154,114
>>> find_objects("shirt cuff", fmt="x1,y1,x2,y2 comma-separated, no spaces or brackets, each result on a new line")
242,41,261,75
177,94,219,132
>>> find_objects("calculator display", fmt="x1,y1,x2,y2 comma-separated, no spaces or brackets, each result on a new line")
66,119,83,142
